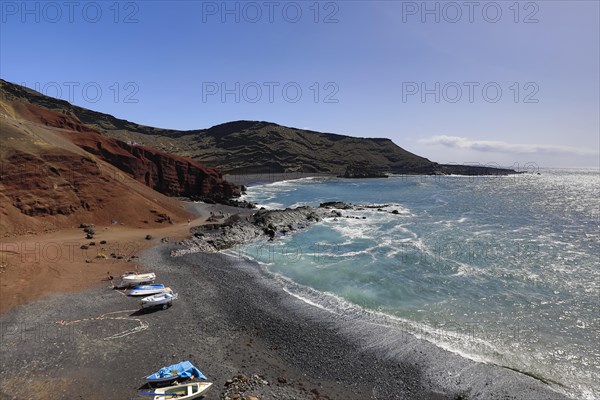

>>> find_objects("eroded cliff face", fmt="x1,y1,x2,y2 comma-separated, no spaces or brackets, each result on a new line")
62,129,240,200
0,126,194,236
17,101,240,201
1,149,101,217
0,88,239,235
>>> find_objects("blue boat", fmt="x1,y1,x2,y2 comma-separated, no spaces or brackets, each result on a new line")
146,360,207,384
125,283,166,296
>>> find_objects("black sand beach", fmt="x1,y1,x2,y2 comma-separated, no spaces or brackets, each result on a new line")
0,238,570,399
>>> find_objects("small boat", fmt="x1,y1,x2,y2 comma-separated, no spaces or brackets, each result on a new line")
141,291,178,309
119,272,156,287
126,284,167,296
146,361,206,385
141,382,213,399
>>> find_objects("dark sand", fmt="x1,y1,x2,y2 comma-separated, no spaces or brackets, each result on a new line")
0,241,570,399
0,191,572,400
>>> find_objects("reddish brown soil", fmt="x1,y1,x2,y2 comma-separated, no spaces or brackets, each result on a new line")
0,218,205,313
0,92,238,312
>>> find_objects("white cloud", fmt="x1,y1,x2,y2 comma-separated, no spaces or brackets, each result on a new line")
419,136,599,157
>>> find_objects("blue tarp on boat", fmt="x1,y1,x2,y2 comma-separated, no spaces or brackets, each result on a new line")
132,284,164,290
146,360,206,382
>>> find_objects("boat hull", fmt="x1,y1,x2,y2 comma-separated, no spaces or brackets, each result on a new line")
152,382,212,400
141,292,177,309
116,272,156,288
125,284,166,296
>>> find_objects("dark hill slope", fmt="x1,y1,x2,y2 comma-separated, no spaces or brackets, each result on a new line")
0,80,435,174
0,79,517,176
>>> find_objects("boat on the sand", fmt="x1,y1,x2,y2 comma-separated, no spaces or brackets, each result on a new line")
119,272,156,287
142,382,212,399
126,283,167,296
141,291,178,309
146,361,206,385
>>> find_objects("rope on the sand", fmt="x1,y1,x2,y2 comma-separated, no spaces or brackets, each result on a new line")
55,310,149,341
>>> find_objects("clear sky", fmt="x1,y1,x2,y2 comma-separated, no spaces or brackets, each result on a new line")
1,1,598,168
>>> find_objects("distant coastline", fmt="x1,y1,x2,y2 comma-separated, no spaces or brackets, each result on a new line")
223,164,524,190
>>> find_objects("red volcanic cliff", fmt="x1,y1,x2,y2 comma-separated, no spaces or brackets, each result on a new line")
66,130,240,200
1,148,102,217
22,103,240,201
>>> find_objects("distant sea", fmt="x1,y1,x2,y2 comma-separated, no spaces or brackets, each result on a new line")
234,169,599,399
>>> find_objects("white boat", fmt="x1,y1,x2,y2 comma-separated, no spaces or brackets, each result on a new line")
151,382,212,400
119,272,156,287
141,291,178,309
125,284,168,296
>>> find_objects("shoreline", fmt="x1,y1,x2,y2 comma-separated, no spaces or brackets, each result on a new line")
224,169,530,190
0,188,582,399
0,240,571,399
225,172,334,188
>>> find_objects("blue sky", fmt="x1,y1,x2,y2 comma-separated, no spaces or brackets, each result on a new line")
1,1,598,168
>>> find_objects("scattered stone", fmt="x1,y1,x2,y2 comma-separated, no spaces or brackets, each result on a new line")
99,240,107,244
222,374,270,400
155,213,171,223
391,209,399,214
145,235,152,240
80,245,89,250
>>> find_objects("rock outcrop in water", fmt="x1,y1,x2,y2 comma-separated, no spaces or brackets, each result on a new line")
172,204,353,256
339,163,388,178
173,200,419,257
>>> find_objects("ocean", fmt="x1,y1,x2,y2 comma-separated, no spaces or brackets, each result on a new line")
233,169,599,399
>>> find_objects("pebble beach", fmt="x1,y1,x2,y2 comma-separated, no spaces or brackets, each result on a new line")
0,231,571,399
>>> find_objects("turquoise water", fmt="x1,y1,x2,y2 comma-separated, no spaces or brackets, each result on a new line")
236,169,599,399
